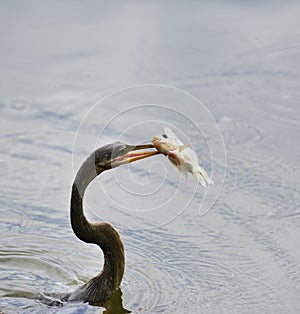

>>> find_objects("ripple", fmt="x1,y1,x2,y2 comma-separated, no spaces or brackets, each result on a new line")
121,230,194,312
0,236,102,312
217,117,263,148
0,254,70,313
9,99,29,111
224,144,299,218
122,227,282,313
220,37,300,126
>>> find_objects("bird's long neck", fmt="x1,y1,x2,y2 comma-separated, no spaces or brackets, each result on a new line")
70,151,100,243
69,148,125,303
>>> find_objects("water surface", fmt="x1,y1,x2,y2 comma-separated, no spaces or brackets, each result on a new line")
0,1,299,313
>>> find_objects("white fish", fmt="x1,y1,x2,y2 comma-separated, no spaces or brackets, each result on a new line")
152,127,214,187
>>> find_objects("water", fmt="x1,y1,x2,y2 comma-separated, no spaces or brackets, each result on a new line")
1,1,299,313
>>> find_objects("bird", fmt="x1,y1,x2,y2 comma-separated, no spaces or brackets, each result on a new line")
62,142,159,306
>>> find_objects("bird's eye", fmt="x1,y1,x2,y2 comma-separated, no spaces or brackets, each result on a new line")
119,145,127,152
162,134,168,138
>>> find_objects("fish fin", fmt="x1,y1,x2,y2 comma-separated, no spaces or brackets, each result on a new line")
195,165,214,186
194,172,207,187
180,164,189,182
179,144,191,152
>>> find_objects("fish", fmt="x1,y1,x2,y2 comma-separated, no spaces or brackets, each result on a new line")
152,127,214,187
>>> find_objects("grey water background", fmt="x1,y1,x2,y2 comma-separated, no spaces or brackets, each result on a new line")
0,1,300,313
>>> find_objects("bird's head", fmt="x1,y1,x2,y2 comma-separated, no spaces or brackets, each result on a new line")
94,142,161,172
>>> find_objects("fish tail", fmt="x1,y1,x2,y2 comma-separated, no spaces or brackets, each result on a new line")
196,165,214,186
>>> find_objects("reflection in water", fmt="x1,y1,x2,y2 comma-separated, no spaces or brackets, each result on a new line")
102,289,131,314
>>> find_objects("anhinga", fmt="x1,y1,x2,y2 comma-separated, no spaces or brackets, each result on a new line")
63,142,159,306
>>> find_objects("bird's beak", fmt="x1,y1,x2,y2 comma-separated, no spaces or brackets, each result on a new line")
112,144,161,167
